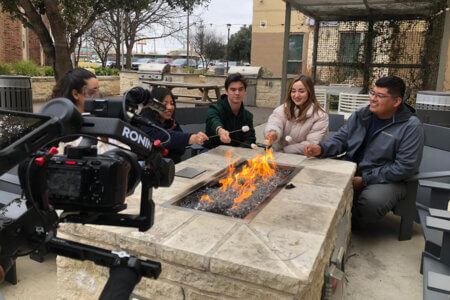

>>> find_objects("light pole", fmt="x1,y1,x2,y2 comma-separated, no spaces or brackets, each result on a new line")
226,24,231,71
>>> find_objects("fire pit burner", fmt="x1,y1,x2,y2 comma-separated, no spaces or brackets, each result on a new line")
172,161,301,219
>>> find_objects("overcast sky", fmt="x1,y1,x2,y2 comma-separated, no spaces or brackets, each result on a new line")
148,0,253,54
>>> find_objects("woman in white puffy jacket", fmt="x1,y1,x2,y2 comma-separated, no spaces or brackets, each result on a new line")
264,75,329,154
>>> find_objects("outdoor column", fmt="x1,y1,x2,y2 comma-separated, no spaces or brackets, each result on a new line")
363,20,374,93
311,20,320,84
280,1,291,104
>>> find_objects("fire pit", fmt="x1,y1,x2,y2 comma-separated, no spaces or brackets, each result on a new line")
56,146,356,300
172,149,301,219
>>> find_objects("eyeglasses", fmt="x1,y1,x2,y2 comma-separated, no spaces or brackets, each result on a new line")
83,86,102,98
369,90,389,100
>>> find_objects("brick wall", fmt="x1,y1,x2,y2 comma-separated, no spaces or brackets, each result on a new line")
0,10,22,63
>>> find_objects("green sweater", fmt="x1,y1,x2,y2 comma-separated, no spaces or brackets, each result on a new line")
204,94,256,149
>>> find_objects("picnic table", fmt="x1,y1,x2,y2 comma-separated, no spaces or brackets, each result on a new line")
143,80,223,106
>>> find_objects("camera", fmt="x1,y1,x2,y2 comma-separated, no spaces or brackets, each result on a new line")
0,87,173,298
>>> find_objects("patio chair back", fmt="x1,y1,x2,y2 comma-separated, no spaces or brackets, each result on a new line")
338,93,370,120
393,123,450,241
315,90,327,111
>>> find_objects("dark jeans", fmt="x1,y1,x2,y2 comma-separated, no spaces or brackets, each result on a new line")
353,182,407,225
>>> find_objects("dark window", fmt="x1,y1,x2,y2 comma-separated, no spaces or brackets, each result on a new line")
339,33,361,63
288,34,303,75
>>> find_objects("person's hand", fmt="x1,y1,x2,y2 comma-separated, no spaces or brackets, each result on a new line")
352,176,364,190
189,132,209,145
265,131,278,144
218,128,231,144
303,144,322,157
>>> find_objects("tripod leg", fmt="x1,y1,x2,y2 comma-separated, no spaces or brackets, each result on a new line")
5,261,17,285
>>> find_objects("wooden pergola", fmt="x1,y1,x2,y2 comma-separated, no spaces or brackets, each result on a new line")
280,0,450,102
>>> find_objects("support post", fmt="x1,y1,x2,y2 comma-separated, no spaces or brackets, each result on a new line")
281,1,291,104
362,20,374,93
311,20,320,83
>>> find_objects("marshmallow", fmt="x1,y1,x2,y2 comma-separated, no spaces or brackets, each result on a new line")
285,135,293,142
263,139,270,145
251,143,258,150
242,125,250,132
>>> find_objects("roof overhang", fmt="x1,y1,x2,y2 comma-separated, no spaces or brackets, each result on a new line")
284,0,441,21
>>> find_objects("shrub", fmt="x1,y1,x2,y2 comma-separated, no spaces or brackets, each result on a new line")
12,60,41,76
0,63,12,75
44,66,54,76
94,67,119,76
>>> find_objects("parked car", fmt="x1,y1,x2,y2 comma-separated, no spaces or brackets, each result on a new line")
131,58,155,70
170,58,197,68
155,57,172,64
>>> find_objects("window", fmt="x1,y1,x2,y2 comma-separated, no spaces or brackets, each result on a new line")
260,20,267,28
339,33,361,63
288,34,303,75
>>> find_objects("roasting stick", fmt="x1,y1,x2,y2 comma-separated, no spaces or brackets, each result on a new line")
208,125,250,139
229,138,271,150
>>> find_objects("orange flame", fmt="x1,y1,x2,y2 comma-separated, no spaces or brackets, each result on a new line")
201,147,277,210
200,195,214,203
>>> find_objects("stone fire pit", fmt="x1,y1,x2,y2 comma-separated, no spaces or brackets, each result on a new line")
57,146,356,299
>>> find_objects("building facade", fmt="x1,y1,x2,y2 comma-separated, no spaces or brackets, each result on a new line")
251,0,313,77
0,7,44,65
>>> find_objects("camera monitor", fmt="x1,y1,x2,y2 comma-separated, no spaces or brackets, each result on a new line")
0,110,50,151
0,109,53,176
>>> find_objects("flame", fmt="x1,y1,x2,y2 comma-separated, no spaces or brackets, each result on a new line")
201,147,277,210
200,195,214,203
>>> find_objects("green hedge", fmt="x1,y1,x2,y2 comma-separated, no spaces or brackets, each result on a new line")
0,63,12,75
94,67,120,76
0,61,121,77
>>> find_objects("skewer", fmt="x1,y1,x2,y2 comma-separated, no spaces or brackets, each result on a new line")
209,125,250,139
230,138,271,150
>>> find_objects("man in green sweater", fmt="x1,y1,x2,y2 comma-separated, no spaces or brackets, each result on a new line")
204,73,256,149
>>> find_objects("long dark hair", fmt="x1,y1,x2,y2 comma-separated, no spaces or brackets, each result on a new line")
50,68,96,105
283,74,324,122
146,87,176,123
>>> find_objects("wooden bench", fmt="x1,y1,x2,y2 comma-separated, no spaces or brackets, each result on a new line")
338,93,370,120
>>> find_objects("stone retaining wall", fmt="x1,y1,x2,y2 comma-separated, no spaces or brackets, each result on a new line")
31,76,120,103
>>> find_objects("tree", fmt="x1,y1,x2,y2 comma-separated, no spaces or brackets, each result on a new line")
229,25,251,62
0,0,208,80
85,21,114,68
192,23,225,71
103,2,189,69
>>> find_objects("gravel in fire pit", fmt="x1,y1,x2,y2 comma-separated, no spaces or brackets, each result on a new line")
177,163,294,219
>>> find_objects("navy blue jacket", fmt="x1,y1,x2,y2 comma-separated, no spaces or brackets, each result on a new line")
319,103,424,186
140,109,192,163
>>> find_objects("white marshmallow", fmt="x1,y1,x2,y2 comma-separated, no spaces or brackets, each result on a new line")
251,143,258,150
263,139,270,145
285,135,293,142
242,125,250,132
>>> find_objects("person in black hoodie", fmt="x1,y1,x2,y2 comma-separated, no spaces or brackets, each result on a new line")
304,76,424,228
140,88,208,163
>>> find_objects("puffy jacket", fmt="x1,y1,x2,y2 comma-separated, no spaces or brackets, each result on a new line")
319,103,424,186
204,94,256,149
140,109,192,163
264,104,329,153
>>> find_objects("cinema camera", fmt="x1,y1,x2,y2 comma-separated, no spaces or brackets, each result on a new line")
0,87,173,298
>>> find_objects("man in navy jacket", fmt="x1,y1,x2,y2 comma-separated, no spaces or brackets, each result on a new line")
304,76,424,227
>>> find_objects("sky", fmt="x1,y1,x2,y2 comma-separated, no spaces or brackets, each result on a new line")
146,0,253,54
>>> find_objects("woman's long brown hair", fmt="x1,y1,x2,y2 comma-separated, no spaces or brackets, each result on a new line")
283,75,324,122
